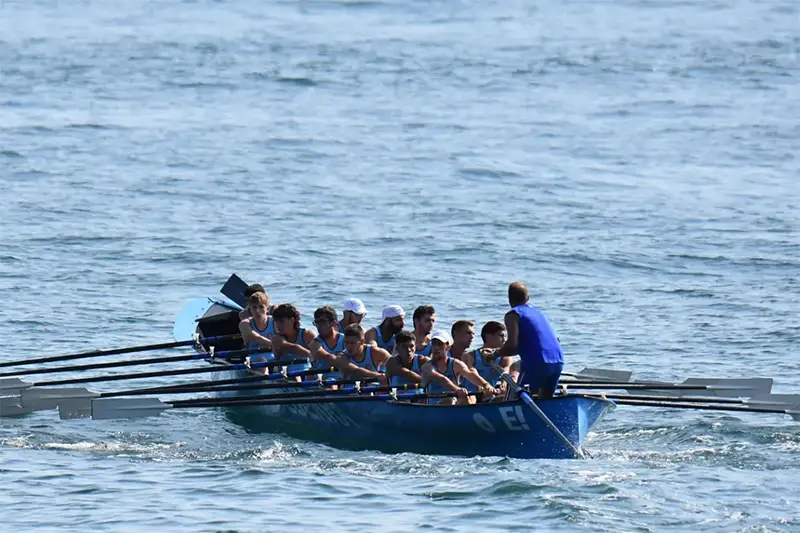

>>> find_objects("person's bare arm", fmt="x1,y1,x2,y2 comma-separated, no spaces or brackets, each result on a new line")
493,311,519,359
239,319,272,350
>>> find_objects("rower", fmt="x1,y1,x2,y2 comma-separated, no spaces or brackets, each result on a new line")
449,319,475,361
411,305,436,356
238,292,275,367
238,284,274,320
421,331,497,405
385,330,429,387
463,320,513,395
334,324,390,385
494,281,564,399
338,298,368,332
365,305,405,353
270,303,316,379
308,306,344,381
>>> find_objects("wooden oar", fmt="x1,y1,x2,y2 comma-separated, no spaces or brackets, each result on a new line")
65,390,472,421
492,363,585,459
0,334,240,369
585,394,800,421
0,346,272,378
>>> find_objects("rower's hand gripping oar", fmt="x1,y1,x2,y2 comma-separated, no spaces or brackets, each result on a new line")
492,363,585,459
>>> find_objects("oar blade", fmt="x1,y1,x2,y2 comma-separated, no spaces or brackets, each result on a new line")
681,377,773,398
58,398,94,420
0,396,35,417
20,387,99,411
90,397,172,420
0,378,32,396
748,394,800,410
571,367,633,383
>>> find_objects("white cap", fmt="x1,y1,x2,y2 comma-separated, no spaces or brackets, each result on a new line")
381,305,405,320
429,330,453,345
343,298,367,316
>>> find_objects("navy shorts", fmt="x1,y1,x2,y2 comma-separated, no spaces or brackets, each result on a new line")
520,362,564,394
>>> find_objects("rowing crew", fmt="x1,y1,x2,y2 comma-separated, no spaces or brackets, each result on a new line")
237,281,565,404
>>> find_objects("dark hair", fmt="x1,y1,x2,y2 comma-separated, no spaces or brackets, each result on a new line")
412,305,435,327
344,324,365,339
314,306,337,323
394,330,414,345
508,281,528,306
451,320,474,337
481,320,506,341
272,303,300,326
244,284,266,298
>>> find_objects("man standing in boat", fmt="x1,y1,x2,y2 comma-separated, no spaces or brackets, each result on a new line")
494,281,564,399
365,305,405,353
385,330,430,387
335,325,391,384
421,331,498,404
411,305,436,356
270,303,316,379
338,298,367,332
449,320,475,361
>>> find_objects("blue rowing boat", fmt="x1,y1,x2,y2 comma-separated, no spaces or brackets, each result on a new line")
174,293,615,459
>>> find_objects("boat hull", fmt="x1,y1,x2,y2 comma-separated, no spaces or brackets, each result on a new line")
211,368,613,459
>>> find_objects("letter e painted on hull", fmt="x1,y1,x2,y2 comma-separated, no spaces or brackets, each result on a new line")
499,406,530,431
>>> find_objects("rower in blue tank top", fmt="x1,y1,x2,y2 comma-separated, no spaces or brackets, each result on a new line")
238,292,276,364
270,303,316,380
337,298,368,333
412,305,436,357
493,281,564,399
421,331,498,404
336,324,391,384
365,305,405,354
385,330,429,388
309,306,345,381
463,320,514,393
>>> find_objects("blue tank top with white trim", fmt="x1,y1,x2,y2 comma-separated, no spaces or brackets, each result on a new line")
312,333,345,380
463,348,499,393
275,327,312,375
373,326,395,353
389,355,424,387
247,317,275,362
415,341,432,356
346,345,382,373
425,357,458,402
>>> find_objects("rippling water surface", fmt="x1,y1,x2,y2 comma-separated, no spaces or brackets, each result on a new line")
1,0,799,531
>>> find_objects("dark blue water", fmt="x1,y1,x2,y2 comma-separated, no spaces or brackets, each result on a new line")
1,0,799,531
